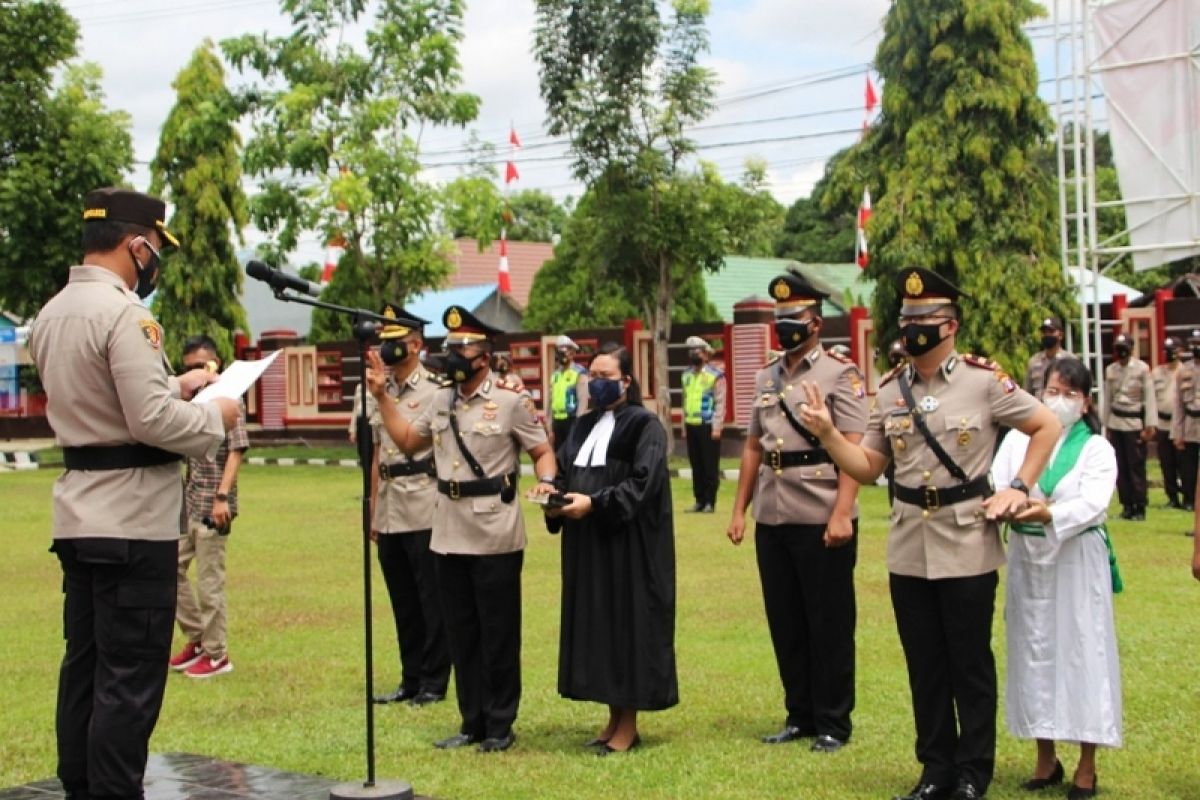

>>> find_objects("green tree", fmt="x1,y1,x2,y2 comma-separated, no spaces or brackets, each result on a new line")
775,149,856,263
826,0,1072,378
0,1,132,318
506,189,570,242
223,0,480,342
149,41,249,365
535,0,727,435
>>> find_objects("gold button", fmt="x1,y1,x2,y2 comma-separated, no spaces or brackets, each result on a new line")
922,510,930,519
491,502,497,510
776,437,784,446
815,469,823,477
922,470,931,480
960,417,968,425
453,460,461,468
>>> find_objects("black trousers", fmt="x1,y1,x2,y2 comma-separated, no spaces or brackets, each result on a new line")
377,530,451,695
1109,429,1148,507
685,422,720,507
435,550,523,740
1180,442,1199,507
890,571,998,793
53,538,177,800
1156,428,1181,504
755,521,857,740
551,418,575,450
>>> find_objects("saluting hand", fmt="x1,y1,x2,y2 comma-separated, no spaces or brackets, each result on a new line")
365,350,388,400
797,381,834,439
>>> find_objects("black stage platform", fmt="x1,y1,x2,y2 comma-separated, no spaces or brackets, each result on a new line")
0,753,428,800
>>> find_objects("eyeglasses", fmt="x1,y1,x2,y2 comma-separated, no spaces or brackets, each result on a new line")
1043,388,1084,400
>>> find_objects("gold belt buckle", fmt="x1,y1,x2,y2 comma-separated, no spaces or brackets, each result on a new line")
766,449,782,473
448,480,461,500
924,485,940,511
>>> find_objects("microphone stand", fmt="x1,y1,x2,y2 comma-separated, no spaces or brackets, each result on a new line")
267,288,416,800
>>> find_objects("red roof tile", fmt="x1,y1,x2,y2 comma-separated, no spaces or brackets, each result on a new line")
448,238,555,310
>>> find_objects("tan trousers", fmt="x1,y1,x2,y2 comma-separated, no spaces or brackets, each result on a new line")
176,518,228,660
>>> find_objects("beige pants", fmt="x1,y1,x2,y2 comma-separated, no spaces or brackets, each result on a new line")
176,517,228,660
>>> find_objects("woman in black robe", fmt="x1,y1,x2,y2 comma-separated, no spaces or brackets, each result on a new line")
545,343,678,754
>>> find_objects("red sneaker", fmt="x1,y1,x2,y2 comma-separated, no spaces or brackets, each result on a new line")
185,655,233,679
169,641,203,672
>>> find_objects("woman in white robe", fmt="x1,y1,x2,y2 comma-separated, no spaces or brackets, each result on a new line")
992,358,1121,800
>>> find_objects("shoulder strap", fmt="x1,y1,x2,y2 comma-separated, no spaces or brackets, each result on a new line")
897,372,969,483
447,394,486,478
774,363,822,449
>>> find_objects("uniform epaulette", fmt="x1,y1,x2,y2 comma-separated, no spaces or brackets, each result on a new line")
495,376,523,392
429,374,453,388
879,363,906,387
826,348,854,366
962,353,1000,371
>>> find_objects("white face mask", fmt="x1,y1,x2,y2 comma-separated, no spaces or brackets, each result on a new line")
1045,395,1083,429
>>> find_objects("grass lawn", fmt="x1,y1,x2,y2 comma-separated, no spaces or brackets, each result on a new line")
2,466,1198,799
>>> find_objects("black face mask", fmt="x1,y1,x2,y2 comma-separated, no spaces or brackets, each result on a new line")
1114,345,1131,359
1166,348,1179,362
688,352,704,367
556,350,570,365
379,340,408,366
775,320,812,352
446,351,483,383
901,321,945,357
129,239,161,300
1040,334,1059,351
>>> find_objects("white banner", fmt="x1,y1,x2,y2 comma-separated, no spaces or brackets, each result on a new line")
1092,0,1200,270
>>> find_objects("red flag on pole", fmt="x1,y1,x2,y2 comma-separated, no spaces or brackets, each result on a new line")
509,128,522,148
505,161,519,184
498,229,512,294
856,188,872,269
864,76,878,114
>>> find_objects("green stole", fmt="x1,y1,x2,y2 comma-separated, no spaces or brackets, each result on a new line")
1010,420,1123,593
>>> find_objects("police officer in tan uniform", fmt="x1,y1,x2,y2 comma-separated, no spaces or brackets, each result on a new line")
727,273,868,753
1104,333,1156,520
29,188,239,800
369,303,452,707
1025,316,1076,397
1172,329,1200,511
366,305,556,753
798,268,1059,800
1152,337,1183,508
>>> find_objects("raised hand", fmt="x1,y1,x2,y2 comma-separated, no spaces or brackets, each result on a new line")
365,350,388,399
797,381,834,440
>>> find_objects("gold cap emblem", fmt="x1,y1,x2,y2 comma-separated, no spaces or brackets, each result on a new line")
905,271,924,297
383,306,397,320
446,308,463,329
773,281,791,300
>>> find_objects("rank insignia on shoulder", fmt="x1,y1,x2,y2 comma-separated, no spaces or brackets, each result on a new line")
962,354,999,371
138,319,162,351
826,348,853,365
879,363,906,387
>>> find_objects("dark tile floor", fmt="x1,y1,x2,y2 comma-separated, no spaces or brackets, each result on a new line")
0,753,427,800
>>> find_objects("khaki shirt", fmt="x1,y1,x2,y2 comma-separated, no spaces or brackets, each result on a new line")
749,347,868,525
28,265,225,541
412,373,548,555
1024,348,1076,396
372,367,441,534
1103,358,1156,432
863,352,1041,580
1171,361,1200,443
1152,363,1179,430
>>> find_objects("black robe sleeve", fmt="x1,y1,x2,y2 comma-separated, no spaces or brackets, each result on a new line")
588,406,669,523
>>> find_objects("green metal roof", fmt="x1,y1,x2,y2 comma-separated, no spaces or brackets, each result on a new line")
704,256,876,321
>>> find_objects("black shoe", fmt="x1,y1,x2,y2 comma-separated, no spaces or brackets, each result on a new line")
949,781,985,800
1119,506,1134,520
478,731,516,753
597,734,640,756
1020,759,1063,791
1185,502,1195,512
1168,498,1183,509
685,503,705,513
894,783,953,800
809,734,845,753
1131,505,1146,521
761,725,811,744
408,690,446,707
1066,775,1097,800
700,503,715,513
434,732,480,749
374,685,420,704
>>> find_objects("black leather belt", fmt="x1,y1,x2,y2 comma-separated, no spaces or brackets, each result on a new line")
437,470,518,503
379,458,434,480
1159,412,1173,422
1187,409,1200,419
1111,407,1144,419
893,475,993,510
63,444,182,471
764,448,831,471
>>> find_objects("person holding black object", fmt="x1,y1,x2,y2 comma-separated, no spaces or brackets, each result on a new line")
726,273,867,754
28,188,239,800
795,267,1060,800
366,305,556,754
543,342,678,755
368,303,452,708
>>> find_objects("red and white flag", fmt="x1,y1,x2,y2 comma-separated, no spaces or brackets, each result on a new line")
321,236,345,285
863,74,878,135
856,188,871,269
499,126,520,293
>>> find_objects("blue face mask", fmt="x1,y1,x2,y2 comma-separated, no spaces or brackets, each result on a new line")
588,377,624,410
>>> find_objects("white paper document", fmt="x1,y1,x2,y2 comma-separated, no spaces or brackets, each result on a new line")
190,350,281,404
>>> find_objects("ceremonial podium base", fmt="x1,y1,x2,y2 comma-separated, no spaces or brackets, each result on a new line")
329,780,414,800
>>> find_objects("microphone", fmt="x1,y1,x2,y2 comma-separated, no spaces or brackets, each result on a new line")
245,260,322,297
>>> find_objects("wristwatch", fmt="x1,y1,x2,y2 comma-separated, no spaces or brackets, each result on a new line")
1009,478,1029,495
215,492,229,502
538,475,556,485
